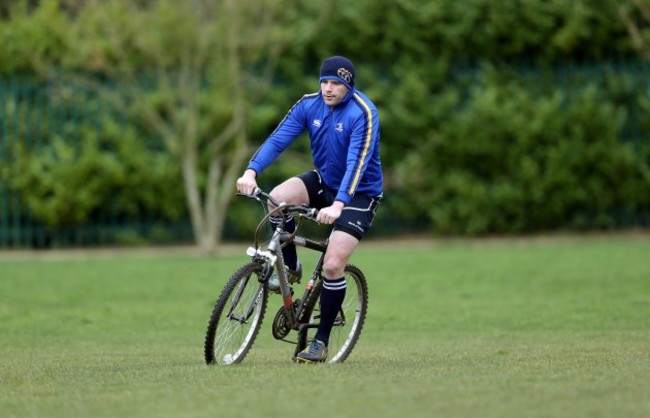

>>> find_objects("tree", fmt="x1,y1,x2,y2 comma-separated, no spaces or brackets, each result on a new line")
66,0,322,252
619,0,650,60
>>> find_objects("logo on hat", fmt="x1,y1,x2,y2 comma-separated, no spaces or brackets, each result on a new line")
337,68,353,84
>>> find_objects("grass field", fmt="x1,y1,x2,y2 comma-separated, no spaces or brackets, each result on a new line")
1,233,649,418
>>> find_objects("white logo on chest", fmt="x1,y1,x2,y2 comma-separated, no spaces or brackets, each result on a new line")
313,119,322,127
335,123,344,132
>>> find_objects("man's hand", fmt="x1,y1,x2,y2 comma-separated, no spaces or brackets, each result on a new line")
236,169,258,195
317,200,344,224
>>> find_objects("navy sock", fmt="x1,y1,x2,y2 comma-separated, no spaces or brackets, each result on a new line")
315,277,347,346
269,215,297,271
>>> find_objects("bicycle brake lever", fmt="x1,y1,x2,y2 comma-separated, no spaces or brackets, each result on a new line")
236,187,262,198
300,207,319,223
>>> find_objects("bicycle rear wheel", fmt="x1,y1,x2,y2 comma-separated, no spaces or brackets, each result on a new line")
300,264,368,363
204,262,268,365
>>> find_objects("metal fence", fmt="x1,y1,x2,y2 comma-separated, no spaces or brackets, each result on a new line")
1,62,650,249
0,75,193,249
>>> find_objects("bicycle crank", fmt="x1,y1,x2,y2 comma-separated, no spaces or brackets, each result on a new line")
271,306,292,339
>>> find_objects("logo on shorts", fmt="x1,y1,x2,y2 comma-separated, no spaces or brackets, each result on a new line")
313,119,322,127
348,221,364,232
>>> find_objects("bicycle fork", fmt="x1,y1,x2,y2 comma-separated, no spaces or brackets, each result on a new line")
247,228,298,327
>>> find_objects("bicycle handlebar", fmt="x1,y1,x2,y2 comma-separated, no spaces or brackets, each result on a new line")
238,188,319,221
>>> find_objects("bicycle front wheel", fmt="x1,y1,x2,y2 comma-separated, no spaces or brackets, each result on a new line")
204,262,268,365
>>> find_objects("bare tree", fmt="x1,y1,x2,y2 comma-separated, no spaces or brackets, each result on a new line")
619,0,650,60
71,0,320,252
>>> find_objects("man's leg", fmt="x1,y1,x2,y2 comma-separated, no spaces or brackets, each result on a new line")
295,193,380,362
296,230,359,362
316,230,359,345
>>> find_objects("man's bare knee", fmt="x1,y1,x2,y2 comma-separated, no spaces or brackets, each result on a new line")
270,178,308,206
322,257,346,279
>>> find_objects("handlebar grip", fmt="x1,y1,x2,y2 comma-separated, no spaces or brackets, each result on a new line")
236,188,263,198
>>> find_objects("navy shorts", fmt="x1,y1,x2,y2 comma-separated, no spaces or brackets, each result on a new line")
296,170,382,240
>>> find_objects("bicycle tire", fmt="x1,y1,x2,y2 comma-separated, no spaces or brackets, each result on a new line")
204,262,268,365
300,264,368,363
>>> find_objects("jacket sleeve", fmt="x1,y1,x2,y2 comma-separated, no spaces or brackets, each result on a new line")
248,98,307,175
336,103,379,204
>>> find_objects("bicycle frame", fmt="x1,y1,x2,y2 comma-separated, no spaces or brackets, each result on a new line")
246,213,328,330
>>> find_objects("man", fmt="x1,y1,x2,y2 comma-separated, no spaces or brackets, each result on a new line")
236,55,383,363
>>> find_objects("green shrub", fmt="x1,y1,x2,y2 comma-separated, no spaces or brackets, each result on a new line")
10,127,185,228
397,78,650,235
1,0,648,244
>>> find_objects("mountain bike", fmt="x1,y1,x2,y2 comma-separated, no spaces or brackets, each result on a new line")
204,188,368,365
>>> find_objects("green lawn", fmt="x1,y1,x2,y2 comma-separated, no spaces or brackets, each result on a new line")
1,234,649,418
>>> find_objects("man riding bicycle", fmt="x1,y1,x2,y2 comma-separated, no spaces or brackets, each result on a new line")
236,55,383,363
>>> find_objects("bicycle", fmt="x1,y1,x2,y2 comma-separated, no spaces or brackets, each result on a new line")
204,188,369,365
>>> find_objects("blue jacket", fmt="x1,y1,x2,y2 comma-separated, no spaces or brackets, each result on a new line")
248,89,383,205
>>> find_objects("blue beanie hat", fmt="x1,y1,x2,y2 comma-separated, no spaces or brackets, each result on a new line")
319,56,355,90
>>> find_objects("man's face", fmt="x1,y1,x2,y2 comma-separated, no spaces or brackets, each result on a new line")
321,79,349,107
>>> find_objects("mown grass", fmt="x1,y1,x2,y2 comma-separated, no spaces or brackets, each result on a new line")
0,234,648,418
